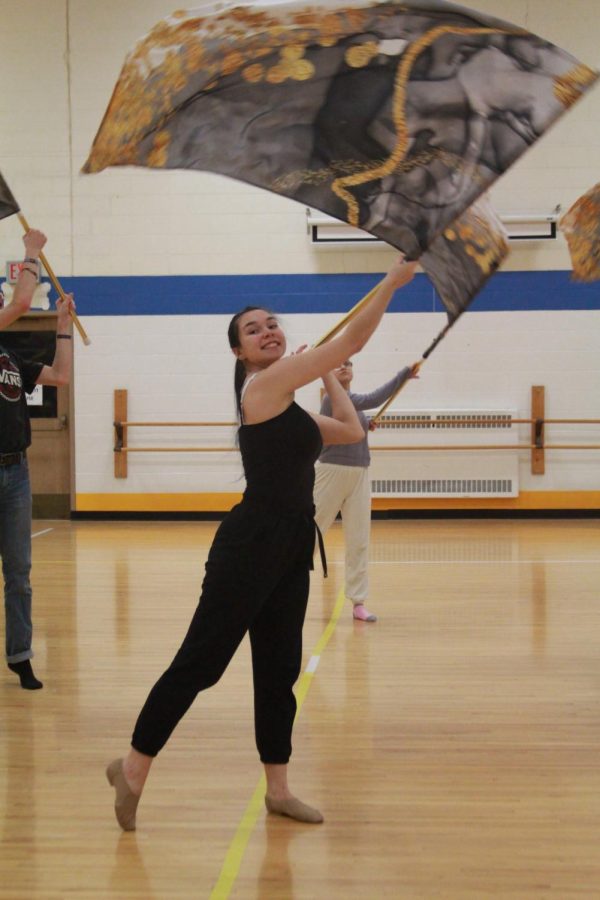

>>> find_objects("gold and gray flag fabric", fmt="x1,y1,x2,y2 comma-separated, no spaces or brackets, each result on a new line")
83,0,598,315
421,196,509,322
559,183,600,283
0,172,20,221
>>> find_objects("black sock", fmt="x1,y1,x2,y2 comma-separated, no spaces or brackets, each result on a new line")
8,660,43,690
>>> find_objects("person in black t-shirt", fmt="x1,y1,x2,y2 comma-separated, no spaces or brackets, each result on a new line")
0,229,75,689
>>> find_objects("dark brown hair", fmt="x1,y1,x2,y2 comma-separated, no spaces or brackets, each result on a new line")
227,306,274,420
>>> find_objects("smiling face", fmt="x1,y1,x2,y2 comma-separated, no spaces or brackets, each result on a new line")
233,308,286,371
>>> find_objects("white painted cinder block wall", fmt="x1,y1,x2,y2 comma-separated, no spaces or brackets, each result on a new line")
0,0,599,504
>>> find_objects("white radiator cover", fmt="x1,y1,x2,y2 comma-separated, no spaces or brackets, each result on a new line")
369,409,519,498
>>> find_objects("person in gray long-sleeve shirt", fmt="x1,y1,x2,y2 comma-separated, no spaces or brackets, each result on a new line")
314,359,416,621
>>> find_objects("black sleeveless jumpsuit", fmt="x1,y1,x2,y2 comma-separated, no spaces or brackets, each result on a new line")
131,403,323,764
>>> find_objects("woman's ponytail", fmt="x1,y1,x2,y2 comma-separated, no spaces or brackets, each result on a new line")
233,357,246,421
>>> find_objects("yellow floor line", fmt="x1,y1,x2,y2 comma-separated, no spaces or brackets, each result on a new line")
209,587,347,900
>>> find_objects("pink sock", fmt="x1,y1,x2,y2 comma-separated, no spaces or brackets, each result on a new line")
352,604,377,622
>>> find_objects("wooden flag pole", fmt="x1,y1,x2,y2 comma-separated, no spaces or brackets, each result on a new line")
313,275,421,423
312,270,457,423
17,212,91,346
313,280,384,347
370,360,422,424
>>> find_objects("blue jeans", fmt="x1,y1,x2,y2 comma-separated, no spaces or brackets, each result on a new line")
0,459,33,663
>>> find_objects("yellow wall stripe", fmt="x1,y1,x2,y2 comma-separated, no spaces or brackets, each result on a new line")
209,587,347,900
76,491,600,513
75,492,243,512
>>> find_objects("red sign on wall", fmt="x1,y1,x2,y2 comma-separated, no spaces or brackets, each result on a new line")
6,261,40,283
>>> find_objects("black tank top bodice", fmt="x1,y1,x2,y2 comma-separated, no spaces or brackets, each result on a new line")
238,402,322,513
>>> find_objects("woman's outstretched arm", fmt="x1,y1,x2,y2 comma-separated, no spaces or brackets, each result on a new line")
244,256,417,422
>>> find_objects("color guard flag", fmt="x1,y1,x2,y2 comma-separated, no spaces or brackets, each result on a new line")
83,0,598,315
559,183,600,283
421,195,510,322
0,172,20,221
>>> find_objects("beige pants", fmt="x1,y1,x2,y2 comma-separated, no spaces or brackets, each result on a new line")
313,462,370,605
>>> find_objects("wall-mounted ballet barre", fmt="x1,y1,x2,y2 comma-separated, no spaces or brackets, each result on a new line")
113,387,600,479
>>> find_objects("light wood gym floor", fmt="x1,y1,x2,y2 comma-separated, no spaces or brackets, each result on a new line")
1,517,599,899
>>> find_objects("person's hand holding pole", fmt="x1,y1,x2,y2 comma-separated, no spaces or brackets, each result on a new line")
17,214,91,345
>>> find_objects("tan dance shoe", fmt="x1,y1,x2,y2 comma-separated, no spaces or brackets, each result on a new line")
106,758,140,831
265,794,324,824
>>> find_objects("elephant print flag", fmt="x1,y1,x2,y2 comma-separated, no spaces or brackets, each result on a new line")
0,172,20,221
83,0,598,314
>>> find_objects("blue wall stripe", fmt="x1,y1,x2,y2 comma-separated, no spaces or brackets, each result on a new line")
52,271,600,317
